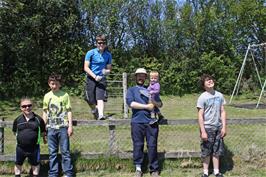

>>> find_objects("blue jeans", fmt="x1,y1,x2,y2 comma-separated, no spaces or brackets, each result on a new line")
47,127,73,177
131,123,159,172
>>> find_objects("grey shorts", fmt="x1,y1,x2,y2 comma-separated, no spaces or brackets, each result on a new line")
84,76,107,104
200,128,225,158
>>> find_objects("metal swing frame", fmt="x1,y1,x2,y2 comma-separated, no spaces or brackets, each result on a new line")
229,43,266,108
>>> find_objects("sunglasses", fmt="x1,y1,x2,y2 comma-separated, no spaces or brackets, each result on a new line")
97,42,106,45
21,104,32,108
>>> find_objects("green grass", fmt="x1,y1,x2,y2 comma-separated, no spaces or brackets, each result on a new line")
2,94,266,120
0,94,266,176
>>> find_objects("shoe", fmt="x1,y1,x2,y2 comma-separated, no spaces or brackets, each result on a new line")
151,171,160,177
91,108,98,119
135,170,143,177
215,173,223,177
201,174,208,177
149,118,158,125
98,115,106,120
158,113,164,119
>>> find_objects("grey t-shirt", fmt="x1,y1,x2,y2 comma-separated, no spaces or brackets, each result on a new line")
197,90,226,128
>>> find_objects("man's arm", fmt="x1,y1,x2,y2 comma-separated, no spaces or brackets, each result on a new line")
84,60,97,79
12,119,17,135
42,109,48,125
220,105,227,138
198,108,207,141
130,101,154,111
67,110,73,137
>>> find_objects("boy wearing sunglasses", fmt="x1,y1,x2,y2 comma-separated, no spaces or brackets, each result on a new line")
13,97,46,177
84,34,112,120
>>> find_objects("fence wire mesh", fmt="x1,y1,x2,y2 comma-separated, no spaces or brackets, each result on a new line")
1,122,265,159
0,73,265,161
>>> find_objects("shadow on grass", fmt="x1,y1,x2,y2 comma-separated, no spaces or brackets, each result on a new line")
35,152,80,177
208,144,234,175
220,144,234,174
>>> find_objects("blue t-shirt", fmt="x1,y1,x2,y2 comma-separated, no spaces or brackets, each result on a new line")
126,85,153,124
85,48,112,76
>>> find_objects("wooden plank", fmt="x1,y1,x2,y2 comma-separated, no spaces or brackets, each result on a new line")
0,151,201,161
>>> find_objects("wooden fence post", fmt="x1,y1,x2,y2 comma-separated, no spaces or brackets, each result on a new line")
122,72,128,119
108,125,117,155
0,118,4,154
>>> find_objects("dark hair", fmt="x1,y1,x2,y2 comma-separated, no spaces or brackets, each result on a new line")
48,73,62,83
96,34,106,42
199,74,215,89
20,96,32,105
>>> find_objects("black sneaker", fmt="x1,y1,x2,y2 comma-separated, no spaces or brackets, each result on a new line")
98,115,106,120
215,173,223,177
149,118,158,125
201,174,208,177
158,113,164,119
91,109,98,119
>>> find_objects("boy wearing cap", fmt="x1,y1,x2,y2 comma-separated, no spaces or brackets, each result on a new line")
84,34,112,120
126,68,161,177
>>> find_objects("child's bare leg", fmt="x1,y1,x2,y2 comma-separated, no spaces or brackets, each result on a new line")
202,156,210,175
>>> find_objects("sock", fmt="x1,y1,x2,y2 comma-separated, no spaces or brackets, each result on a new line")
203,169,208,175
214,169,219,175
136,165,141,171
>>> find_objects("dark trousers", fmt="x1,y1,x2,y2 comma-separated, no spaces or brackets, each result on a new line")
131,123,159,172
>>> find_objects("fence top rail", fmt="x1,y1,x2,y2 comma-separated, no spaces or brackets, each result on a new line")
1,118,266,127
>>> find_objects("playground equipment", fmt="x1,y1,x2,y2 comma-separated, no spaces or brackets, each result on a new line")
229,43,266,108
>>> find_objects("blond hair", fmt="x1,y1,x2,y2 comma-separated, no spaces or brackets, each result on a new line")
150,71,159,77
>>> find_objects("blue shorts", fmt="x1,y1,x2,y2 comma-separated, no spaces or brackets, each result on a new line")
15,145,40,166
200,128,225,158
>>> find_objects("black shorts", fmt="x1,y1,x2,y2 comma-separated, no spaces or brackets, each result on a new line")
200,128,224,158
84,76,108,104
15,145,40,166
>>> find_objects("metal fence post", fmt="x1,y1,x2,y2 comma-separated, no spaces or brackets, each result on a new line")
0,118,4,154
108,125,117,155
122,72,128,119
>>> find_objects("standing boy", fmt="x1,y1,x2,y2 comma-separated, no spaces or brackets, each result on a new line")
84,34,112,120
13,97,46,177
43,73,73,177
126,68,161,177
197,74,227,177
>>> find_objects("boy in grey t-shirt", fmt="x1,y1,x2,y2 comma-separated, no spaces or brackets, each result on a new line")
197,74,227,177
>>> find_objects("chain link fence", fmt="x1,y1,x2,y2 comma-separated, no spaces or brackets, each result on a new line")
0,73,265,162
